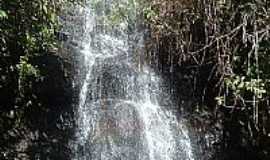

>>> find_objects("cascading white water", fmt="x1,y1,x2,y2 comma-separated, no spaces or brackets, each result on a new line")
63,0,194,159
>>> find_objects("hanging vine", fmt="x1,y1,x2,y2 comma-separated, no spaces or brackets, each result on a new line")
143,0,270,159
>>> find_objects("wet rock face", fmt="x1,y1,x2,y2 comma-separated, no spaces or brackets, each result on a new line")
29,57,67,159
34,54,74,106
13,52,77,160
85,56,139,102
89,100,144,137
77,100,149,160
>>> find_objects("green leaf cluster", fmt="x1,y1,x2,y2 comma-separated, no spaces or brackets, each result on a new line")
0,0,82,132
0,0,81,92
90,0,142,31
0,9,7,19
225,76,266,99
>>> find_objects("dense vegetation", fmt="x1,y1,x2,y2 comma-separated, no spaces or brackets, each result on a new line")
0,1,81,159
142,0,270,159
0,0,270,159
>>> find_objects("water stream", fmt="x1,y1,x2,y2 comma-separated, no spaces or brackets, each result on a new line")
63,1,194,159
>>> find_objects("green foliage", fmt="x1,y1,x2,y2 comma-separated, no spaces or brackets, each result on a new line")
0,9,7,19
90,0,142,30
144,0,270,158
0,0,81,90
143,6,157,21
215,96,225,106
0,1,81,158
225,75,266,98
17,56,39,81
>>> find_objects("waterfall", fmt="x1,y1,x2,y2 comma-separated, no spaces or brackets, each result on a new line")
63,0,194,159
